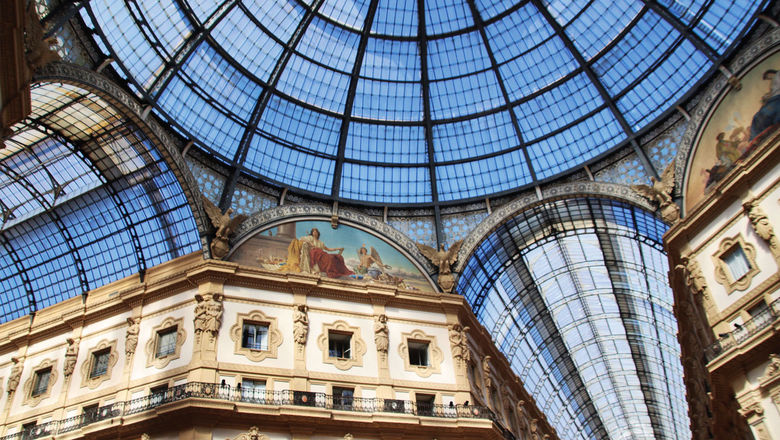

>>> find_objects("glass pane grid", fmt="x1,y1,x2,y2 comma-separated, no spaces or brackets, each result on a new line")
371,0,417,36
346,123,427,163
257,95,341,157
424,0,473,35
432,110,517,161
212,7,283,82
297,17,360,73
246,136,334,195
564,0,642,60
179,43,263,120
436,150,531,201
340,163,431,203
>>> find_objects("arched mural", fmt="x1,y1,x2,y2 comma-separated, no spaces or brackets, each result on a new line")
229,220,435,292
685,50,780,210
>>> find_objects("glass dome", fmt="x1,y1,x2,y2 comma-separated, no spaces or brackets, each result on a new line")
79,0,763,205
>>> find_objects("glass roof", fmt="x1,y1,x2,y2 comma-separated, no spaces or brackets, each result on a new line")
457,197,687,440
0,82,201,322
79,0,762,205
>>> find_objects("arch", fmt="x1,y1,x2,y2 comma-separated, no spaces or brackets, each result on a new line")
455,181,655,274
0,66,203,323
234,203,437,275
674,28,780,215
455,194,688,440
33,62,210,249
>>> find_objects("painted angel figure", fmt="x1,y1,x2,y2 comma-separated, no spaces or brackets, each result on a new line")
416,240,463,275
202,196,247,259
356,244,391,274
631,163,680,223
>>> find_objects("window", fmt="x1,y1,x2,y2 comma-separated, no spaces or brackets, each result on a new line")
242,323,269,350
156,327,178,358
328,332,351,359
332,386,354,409
416,393,435,416
317,321,366,370
723,245,752,281
408,341,429,366
231,311,282,362
241,379,266,402
713,235,759,293
90,349,111,378
31,368,51,397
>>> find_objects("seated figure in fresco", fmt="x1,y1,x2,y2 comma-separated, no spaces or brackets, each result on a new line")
749,68,780,141
285,228,353,278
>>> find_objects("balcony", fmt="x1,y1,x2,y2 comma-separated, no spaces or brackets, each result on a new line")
706,297,780,362
3,382,515,440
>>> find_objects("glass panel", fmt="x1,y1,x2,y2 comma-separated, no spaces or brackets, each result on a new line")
156,327,178,357
242,323,269,350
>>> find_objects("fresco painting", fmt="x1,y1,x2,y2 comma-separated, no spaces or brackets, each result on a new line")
686,51,780,210
230,220,434,292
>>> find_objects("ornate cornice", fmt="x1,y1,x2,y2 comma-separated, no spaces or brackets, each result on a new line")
675,27,780,213
455,182,655,273
32,62,210,257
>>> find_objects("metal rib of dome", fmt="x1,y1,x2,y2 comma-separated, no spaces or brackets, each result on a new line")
457,197,687,440
79,0,766,206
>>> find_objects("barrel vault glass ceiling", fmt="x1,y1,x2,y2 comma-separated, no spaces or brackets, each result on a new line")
79,0,764,206
458,197,686,440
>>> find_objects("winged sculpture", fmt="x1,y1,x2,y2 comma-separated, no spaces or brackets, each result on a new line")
416,240,463,293
631,163,680,223
202,196,247,259
416,240,463,274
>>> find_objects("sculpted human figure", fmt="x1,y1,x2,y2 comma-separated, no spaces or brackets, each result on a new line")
679,255,709,299
7,357,21,394
293,304,309,346
744,198,778,255
448,323,470,364
63,338,78,378
194,292,223,336
374,314,389,354
126,317,140,356
482,356,493,392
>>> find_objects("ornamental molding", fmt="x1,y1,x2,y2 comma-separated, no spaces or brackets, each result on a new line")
22,358,58,408
227,426,269,440
229,310,283,363
144,317,186,369
397,329,443,378
711,234,760,293
316,320,367,371
79,339,118,389
231,204,437,275
675,28,780,211
455,182,655,273
760,353,780,389
32,62,210,256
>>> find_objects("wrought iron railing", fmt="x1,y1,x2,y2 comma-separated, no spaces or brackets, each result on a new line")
706,297,780,362
3,382,515,440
